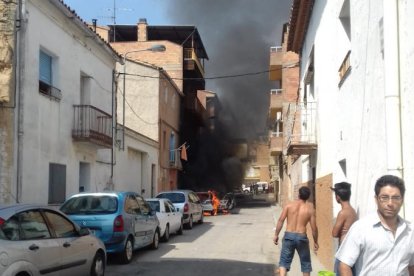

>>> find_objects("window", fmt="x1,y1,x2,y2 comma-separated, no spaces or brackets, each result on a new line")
164,201,171,213
39,50,61,100
163,131,166,150
48,163,66,205
44,211,77,238
167,201,176,213
125,195,140,215
136,196,151,215
1,217,20,241
169,132,175,163
39,50,52,85
338,51,351,86
338,0,351,86
18,211,51,240
148,201,160,212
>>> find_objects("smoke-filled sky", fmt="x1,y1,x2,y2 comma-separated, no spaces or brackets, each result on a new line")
65,0,292,139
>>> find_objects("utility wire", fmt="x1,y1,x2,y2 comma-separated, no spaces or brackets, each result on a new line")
119,62,299,81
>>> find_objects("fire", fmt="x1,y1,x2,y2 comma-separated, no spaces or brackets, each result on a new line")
209,190,220,216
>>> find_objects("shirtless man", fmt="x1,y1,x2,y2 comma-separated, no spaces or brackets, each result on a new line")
274,186,319,276
331,182,357,275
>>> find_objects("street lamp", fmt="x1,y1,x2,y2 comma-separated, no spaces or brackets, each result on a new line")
120,44,166,150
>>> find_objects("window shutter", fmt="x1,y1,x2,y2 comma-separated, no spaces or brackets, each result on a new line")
39,51,52,84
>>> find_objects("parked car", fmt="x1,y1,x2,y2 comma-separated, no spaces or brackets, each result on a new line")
146,198,183,242
195,192,214,215
219,192,236,211
0,204,106,276
60,191,160,264
156,190,203,229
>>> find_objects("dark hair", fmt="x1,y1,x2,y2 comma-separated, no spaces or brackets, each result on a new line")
333,182,351,201
374,175,405,197
299,186,311,200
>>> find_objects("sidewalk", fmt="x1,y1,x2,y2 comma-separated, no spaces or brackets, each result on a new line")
271,203,327,276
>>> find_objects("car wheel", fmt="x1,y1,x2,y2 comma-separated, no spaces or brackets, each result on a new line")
161,224,170,242
119,237,133,264
177,220,183,235
198,212,204,224
90,250,105,276
185,215,193,229
151,229,160,249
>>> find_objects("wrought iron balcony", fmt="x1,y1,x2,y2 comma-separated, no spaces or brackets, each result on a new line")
39,80,62,101
72,105,112,148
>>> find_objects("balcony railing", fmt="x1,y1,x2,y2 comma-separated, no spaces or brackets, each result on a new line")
269,46,283,81
39,80,62,101
184,48,205,76
72,105,112,148
285,102,317,155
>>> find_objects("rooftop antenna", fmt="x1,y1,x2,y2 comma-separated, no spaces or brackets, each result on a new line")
97,0,134,42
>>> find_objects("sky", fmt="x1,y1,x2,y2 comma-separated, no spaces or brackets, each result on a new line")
64,0,292,139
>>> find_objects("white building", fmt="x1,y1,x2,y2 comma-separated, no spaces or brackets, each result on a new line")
113,59,182,196
283,0,414,268
1,0,121,204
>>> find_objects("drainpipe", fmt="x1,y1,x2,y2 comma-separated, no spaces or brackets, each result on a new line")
15,0,25,203
383,0,404,216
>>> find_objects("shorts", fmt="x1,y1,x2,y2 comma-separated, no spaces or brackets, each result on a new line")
279,232,312,273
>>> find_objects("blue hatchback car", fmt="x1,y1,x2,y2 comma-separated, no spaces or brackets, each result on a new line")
60,191,160,264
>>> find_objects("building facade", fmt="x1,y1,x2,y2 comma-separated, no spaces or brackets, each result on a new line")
106,19,208,190
0,0,121,204
277,0,414,269
113,57,182,195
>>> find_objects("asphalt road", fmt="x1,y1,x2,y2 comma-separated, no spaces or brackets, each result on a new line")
106,196,278,276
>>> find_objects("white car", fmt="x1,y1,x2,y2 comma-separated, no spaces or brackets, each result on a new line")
0,204,106,276
146,198,183,241
156,190,203,229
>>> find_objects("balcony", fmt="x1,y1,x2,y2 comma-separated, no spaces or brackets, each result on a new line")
285,102,317,155
184,48,205,76
269,46,283,81
39,80,62,101
270,132,283,155
72,105,112,148
269,89,283,119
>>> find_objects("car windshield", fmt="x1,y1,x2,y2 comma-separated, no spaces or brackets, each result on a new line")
147,201,160,212
60,195,118,215
156,193,185,203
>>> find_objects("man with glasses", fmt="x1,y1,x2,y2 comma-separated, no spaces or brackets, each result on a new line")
336,175,414,275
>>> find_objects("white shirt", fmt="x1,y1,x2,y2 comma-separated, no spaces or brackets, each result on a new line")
336,212,414,276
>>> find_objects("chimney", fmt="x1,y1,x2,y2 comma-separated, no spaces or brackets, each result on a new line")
137,18,148,42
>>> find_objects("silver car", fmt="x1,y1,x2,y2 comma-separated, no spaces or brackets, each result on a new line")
156,190,203,229
0,204,106,276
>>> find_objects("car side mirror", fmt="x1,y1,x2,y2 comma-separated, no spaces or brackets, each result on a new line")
79,227,90,236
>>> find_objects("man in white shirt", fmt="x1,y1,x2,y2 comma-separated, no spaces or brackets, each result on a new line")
336,175,414,276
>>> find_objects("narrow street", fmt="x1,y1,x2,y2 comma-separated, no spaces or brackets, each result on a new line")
107,196,279,276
